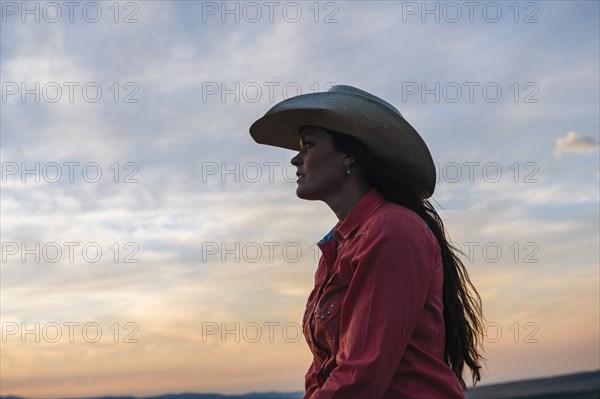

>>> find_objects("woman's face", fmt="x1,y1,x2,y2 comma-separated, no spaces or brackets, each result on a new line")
291,126,347,201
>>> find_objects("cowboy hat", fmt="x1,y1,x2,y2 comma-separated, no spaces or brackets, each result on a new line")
249,85,436,198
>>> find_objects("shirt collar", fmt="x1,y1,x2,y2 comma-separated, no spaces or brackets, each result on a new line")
318,187,386,245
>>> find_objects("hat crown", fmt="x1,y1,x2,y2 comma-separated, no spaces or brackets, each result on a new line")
327,85,404,118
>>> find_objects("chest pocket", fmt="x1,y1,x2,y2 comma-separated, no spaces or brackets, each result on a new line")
315,294,339,325
314,272,341,325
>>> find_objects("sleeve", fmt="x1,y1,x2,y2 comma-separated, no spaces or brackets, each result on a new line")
304,357,320,399
309,214,438,399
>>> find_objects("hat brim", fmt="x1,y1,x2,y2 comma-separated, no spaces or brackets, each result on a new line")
249,91,436,197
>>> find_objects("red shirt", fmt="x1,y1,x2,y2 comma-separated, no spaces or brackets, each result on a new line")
302,188,465,399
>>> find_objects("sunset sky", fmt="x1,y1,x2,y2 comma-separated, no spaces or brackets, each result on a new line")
1,1,599,397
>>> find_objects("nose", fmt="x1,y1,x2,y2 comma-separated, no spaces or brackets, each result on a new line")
291,152,302,166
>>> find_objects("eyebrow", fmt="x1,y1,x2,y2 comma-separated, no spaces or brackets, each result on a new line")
299,133,314,146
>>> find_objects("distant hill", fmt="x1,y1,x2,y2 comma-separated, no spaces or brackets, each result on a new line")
465,369,599,399
1,369,598,399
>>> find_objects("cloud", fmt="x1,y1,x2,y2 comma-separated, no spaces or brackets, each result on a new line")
554,131,599,157
2,1,600,396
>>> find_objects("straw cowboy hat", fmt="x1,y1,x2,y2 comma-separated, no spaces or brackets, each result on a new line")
249,85,436,198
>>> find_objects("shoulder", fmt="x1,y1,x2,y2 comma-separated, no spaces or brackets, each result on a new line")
357,202,434,241
349,202,441,276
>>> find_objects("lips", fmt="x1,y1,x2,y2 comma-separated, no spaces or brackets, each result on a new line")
296,171,306,182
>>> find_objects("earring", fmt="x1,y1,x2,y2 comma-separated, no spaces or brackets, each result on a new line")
344,166,351,176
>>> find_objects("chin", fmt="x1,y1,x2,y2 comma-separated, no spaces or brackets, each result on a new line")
295,186,319,201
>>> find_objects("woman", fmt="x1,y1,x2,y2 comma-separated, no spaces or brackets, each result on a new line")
249,85,484,398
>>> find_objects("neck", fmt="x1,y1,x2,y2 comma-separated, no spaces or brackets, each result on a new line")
325,180,373,221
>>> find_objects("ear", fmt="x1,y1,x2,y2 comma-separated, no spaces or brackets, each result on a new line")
343,156,355,167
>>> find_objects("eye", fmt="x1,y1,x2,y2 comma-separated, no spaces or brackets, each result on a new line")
302,141,314,150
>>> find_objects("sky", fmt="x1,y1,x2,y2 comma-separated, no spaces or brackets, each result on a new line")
0,0,599,397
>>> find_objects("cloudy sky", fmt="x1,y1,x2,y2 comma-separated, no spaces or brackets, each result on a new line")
1,1,599,397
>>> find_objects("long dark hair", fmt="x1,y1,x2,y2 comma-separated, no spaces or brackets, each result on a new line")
328,129,485,389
